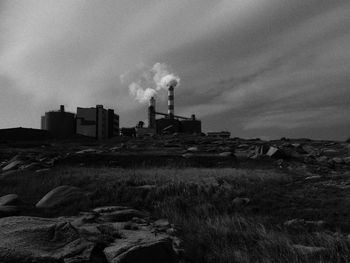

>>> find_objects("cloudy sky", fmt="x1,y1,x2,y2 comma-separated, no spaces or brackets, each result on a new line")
1,0,349,140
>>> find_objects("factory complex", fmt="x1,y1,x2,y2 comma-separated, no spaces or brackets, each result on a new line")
38,83,210,140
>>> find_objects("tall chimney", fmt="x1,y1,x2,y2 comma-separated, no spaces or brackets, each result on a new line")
60,105,65,112
168,85,174,119
148,97,156,128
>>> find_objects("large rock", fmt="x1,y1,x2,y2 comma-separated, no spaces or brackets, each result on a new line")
0,194,20,206
0,206,180,263
2,160,22,172
0,216,95,263
266,146,287,158
36,185,89,209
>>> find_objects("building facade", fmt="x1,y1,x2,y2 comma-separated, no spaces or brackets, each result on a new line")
76,105,119,139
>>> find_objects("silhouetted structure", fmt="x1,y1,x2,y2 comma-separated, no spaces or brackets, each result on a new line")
148,91,202,135
41,105,75,138
76,105,119,140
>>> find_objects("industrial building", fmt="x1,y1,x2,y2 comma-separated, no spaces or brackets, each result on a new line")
76,105,119,140
146,84,202,135
41,105,76,138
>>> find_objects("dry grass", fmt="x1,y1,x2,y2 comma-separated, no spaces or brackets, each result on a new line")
1,166,349,262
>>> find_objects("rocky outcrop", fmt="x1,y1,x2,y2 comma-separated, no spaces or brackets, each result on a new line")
0,216,96,263
0,206,181,263
36,185,90,209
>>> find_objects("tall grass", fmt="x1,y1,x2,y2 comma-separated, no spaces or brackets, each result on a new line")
1,166,349,262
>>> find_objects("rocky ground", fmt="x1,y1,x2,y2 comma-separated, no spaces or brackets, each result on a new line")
0,135,350,262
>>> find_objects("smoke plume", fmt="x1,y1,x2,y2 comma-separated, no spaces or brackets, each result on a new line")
128,63,180,103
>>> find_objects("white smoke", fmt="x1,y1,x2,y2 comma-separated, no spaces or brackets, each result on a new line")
129,83,157,103
128,62,180,103
152,62,180,90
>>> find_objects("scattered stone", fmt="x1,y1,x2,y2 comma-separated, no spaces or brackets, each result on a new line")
76,148,97,154
218,152,233,157
36,185,89,209
0,194,20,206
187,147,199,152
344,157,350,164
305,175,321,181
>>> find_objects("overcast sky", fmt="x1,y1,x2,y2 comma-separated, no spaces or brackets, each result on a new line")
1,0,349,140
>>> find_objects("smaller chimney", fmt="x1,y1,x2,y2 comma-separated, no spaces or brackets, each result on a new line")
148,97,156,129
191,114,196,120
60,105,64,112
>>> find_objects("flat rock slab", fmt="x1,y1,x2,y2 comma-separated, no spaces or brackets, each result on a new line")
36,185,89,208
0,216,95,263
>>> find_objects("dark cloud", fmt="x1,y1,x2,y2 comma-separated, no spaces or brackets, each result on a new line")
0,0,349,139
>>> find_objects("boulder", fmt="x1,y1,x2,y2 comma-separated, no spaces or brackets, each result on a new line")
0,206,180,263
0,194,20,206
266,146,287,158
76,148,97,154
2,160,22,172
0,216,95,263
36,185,89,209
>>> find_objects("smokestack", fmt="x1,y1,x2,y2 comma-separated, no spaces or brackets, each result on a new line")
60,105,64,112
168,85,174,119
148,97,156,128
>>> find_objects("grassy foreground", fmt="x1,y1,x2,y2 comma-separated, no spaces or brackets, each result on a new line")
1,166,350,262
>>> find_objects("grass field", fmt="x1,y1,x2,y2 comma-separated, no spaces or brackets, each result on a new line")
1,166,350,262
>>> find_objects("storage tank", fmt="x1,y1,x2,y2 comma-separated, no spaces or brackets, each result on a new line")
44,105,75,138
